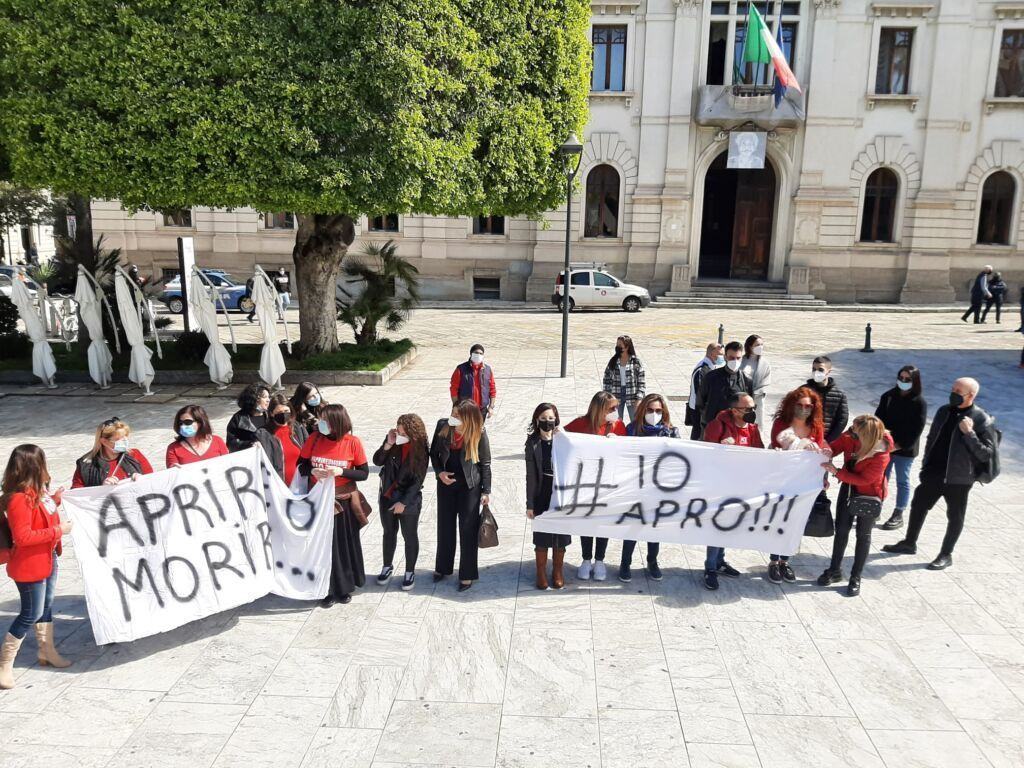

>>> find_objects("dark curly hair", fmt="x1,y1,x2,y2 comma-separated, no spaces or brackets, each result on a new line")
237,382,270,414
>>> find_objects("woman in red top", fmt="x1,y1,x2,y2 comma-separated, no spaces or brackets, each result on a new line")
269,394,309,486
1,444,74,690
72,418,154,488
165,405,229,468
564,391,626,581
766,387,828,583
817,415,893,597
297,404,369,606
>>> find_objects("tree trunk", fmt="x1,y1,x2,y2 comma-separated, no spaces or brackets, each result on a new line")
67,194,95,353
293,214,355,356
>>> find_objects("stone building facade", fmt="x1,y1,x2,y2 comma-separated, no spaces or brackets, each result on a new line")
93,0,1024,303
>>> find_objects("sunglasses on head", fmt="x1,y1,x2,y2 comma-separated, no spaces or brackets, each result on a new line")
102,416,121,427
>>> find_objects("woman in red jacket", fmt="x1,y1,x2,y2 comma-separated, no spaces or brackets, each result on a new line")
0,444,74,690
817,415,893,597
564,391,626,581
165,405,229,468
72,418,154,488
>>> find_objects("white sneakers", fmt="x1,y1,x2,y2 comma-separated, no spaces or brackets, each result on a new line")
577,560,607,581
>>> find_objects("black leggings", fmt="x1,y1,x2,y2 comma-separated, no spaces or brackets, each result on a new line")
381,499,421,572
580,537,608,561
829,496,876,579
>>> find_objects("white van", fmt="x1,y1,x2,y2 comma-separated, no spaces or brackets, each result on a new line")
551,263,650,312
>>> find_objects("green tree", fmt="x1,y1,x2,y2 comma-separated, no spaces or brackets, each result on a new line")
337,239,420,346
0,0,591,355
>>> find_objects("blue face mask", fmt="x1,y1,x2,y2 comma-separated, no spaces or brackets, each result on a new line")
307,394,321,407
112,438,130,453
317,419,331,436
714,356,726,368
179,424,198,438
896,380,913,392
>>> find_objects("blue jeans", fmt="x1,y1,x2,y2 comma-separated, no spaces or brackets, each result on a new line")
9,559,58,640
617,394,635,424
704,546,725,572
885,454,914,511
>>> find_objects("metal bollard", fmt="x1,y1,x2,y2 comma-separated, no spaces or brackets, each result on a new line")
861,322,874,353
717,323,724,345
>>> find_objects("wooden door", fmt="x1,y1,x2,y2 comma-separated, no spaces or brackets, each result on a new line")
730,166,775,280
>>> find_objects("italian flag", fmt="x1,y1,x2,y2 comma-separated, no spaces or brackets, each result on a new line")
742,5,801,94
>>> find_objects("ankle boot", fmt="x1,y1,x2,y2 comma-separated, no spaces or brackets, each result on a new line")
879,510,904,531
34,623,71,668
551,548,565,589
0,632,24,689
535,548,549,590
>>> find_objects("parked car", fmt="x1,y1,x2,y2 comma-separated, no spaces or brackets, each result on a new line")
0,266,40,301
160,270,254,314
552,263,650,312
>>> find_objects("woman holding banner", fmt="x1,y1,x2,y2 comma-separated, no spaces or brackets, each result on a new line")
526,403,570,590
430,400,491,592
618,394,680,583
298,404,369,606
1,444,73,690
72,418,154,488
767,387,827,584
817,415,892,597
565,391,627,581
165,405,229,468
269,394,309,486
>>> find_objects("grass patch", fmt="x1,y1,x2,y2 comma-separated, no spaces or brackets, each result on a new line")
0,337,414,373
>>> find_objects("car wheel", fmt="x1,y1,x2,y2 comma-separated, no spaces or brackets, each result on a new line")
622,296,641,313
167,297,184,314
239,297,255,313
557,297,575,312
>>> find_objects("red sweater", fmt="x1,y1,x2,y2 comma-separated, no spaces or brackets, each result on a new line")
829,432,893,499
5,489,62,582
770,418,826,449
564,416,627,436
165,436,230,468
703,411,764,448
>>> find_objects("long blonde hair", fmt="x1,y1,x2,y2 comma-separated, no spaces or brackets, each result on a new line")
441,400,485,463
585,391,619,433
88,418,131,460
850,415,887,460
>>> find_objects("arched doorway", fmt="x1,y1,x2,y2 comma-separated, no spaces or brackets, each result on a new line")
698,151,776,280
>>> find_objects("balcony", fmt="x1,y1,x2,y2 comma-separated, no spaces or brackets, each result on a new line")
695,85,806,130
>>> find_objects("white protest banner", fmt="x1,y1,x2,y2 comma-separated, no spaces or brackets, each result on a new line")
532,432,825,555
62,447,334,645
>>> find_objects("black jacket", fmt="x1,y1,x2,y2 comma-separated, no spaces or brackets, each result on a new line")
970,272,989,301
373,438,428,511
524,434,553,512
698,366,753,427
874,388,928,458
806,378,849,444
920,403,997,486
430,419,492,494
226,410,284,475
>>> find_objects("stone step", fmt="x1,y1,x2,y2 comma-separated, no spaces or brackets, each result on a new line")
655,295,827,307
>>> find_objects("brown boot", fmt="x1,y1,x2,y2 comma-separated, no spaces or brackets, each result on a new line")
34,623,71,669
0,632,24,689
535,548,549,590
551,548,565,589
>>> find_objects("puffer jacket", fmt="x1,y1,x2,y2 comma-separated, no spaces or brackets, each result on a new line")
806,377,849,443
920,403,997,486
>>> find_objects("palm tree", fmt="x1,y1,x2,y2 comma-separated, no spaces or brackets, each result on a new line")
336,239,420,346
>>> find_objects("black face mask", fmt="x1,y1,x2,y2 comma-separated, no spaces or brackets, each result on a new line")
615,347,624,356
538,420,557,433
272,412,290,426
742,410,758,424
949,392,965,408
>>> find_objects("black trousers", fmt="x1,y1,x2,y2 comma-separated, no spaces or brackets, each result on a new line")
435,480,481,581
961,299,983,323
621,540,659,565
829,496,875,579
981,296,1003,322
381,498,421,572
580,537,608,561
905,476,971,556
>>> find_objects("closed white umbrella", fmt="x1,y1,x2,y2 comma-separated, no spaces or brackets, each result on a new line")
189,271,233,387
252,271,285,388
11,276,57,388
74,269,114,388
114,269,155,394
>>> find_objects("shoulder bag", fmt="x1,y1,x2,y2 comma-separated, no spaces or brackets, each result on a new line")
847,494,882,518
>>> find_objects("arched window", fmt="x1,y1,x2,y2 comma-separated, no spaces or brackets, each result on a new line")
977,171,1015,245
584,165,620,238
859,167,899,243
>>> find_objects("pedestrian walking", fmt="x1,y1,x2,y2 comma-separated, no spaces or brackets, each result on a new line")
741,334,771,428
980,272,1006,323
274,267,291,317
961,265,993,324
874,366,927,531
244,276,257,322
525,403,570,590
602,335,645,423
687,343,723,440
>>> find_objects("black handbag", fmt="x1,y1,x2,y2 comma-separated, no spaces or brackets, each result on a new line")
803,492,835,538
847,495,883,518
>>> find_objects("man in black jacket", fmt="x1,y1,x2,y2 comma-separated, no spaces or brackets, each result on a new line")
806,356,849,444
696,341,752,437
961,265,993,324
883,377,998,570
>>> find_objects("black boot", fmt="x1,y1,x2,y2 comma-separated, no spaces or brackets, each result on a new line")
882,540,917,555
928,554,953,570
879,510,904,531
846,577,861,597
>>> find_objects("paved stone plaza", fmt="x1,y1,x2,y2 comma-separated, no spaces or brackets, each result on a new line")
0,305,1022,767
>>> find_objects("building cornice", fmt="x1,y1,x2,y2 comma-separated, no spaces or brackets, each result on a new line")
591,0,641,15
994,3,1024,20
870,3,935,17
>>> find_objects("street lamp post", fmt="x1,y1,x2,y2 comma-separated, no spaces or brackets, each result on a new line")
558,132,583,378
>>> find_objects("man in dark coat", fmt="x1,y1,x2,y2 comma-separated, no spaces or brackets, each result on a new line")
696,340,752,437
806,355,849,444
961,265,993,324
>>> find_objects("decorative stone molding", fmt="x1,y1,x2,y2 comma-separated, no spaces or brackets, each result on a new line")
994,3,1024,20
813,0,842,15
582,132,639,192
850,136,921,198
795,215,820,246
870,3,935,17
866,93,920,112
983,97,1024,115
592,0,641,15
963,140,1024,192
662,213,687,243
589,90,636,110
673,0,704,15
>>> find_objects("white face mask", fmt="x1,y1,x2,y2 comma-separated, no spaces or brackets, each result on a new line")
812,370,828,383
470,353,484,365
448,416,462,428
644,411,662,426
726,359,741,372
752,345,764,356
394,433,410,445
605,411,618,423
112,438,130,453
